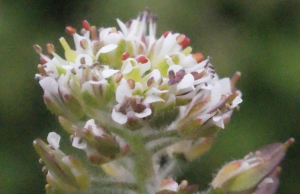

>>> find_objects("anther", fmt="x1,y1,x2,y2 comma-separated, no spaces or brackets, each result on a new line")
65,26,76,35
193,52,204,63
33,44,42,54
38,64,47,76
151,14,158,23
137,55,148,64
80,57,86,65
143,7,150,16
42,166,48,174
122,51,129,61
176,34,190,47
230,71,241,89
127,79,135,89
71,68,77,75
163,31,173,38
147,77,154,87
114,72,123,83
40,56,49,65
176,69,185,79
90,26,98,40
46,43,55,54
70,135,74,143
80,39,89,50
82,20,90,31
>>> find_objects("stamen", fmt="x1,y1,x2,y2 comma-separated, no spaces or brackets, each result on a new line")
33,44,42,54
90,26,98,40
114,72,123,83
38,64,47,76
80,39,89,50
122,51,129,61
193,52,204,63
230,71,241,89
176,34,190,47
137,55,148,64
163,31,173,38
40,56,49,65
147,77,154,87
65,26,76,35
46,43,55,54
127,79,135,89
42,166,48,174
80,57,86,65
82,20,90,31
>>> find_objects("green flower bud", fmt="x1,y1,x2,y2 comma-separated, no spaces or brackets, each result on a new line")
33,132,90,192
211,138,294,193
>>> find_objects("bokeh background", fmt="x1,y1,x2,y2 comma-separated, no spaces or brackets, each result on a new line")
1,0,299,193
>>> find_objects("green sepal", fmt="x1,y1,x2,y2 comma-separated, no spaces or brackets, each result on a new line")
148,101,179,129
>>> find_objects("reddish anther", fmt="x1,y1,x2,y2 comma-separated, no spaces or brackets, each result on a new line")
147,77,154,87
33,44,42,54
82,20,90,31
163,31,173,38
90,26,98,40
193,52,204,63
177,34,190,47
137,55,148,64
65,26,76,35
127,79,135,89
122,51,129,60
40,56,50,64
46,43,55,54
80,39,88,50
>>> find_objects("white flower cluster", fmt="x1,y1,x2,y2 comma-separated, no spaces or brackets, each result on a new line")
34,9,241,132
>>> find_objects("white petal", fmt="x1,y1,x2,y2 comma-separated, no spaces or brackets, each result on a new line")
212,115,224,129
158,180,178,192
135,108,152,118
84,119,103,136
89,80,108,85
139,58,151,76
47,132,61,150
150,69,161,81
84,119,97,130
167,64,182,74
230,95,243,109
210,83,222,106
116,79,132,103
95,44,118,59
72,136,87,149
122,59,134,74
146,88,168,96
117,18,128,35
218,78,231,94
102,69,119,78
39,77,59,95
144,95,165,103
177,74,195,93
112,109,128,124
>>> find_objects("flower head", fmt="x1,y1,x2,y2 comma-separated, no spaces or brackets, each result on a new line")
34,8,242,134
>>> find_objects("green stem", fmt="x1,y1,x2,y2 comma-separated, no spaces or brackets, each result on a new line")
143,129,180,143
90,180,137,191
149,138,179,153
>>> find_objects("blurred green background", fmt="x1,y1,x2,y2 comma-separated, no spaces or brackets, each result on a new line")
0,0,299,193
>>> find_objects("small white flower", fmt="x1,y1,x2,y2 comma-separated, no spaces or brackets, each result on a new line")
47,132,61,150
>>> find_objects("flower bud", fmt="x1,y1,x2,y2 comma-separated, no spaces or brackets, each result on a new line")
33,132,90,192
211,138,294,193
72,119,130,165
